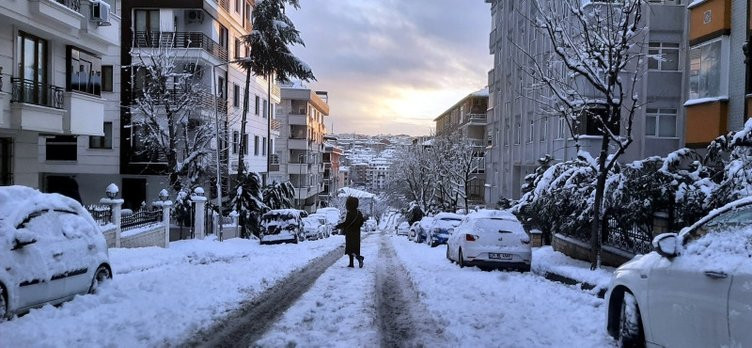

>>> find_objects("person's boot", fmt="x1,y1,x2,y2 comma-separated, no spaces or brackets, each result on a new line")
348,254,354,268
357,255,364,268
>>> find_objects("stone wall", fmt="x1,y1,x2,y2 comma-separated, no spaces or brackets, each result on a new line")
552,233,634,268
120,225,166,248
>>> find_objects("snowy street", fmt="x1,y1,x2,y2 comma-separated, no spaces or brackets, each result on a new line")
0,230,616,347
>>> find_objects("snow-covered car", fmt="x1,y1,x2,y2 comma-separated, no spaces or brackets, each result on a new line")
446,210,531,271
605,198,752,348
302,217,327,241
414,216,435,243
364,217,377,232
316,208,341,235
408,221,421,241
426,213,463,247
0,186,112,320
260,209,307,244
396,222,410,236
307,214,331,238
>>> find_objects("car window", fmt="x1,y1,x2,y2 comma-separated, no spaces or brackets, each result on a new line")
686,205,752,246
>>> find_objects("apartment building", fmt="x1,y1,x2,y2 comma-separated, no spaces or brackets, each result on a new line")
484,0,686,203
684,0,750,147
434,88,488,204
119,0,279,209
0,0,121,202
272,85,329,212
320,139,343,205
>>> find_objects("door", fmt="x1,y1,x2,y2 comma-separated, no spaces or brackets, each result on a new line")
122,178,146,211
16,32,48,105
645,205,752,347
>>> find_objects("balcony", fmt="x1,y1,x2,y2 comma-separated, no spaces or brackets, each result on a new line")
218,0,230,12
271,84,281,101
271,119,281,131
65,92,105,136
10,78,66,133
269,154,280,172
32,0,84,30
462,114,487,126
133,31,228,62
288,138,307,150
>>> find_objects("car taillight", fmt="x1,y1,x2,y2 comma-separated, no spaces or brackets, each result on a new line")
466,234,477,242
521,237,530,244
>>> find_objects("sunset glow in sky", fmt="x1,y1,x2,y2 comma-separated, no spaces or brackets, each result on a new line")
287,0,492,136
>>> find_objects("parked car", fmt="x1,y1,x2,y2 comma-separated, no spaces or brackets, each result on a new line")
605,197,752,348
307,213,331,237
396,221,410,236
408,221,421,241
414,216,435,243
426,213,463,247
364,217,378,232
0,186,112,320
446,210,531,271
302,217,327,241
316,208,342,235
260,209,307,244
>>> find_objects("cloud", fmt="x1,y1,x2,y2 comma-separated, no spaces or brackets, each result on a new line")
287,0,492,136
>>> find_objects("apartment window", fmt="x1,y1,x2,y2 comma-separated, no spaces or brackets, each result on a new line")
254,136,259,155
234,38,241,59
689,39,723,100
219,26,228,49
527,118,534,143
255,95,260,115
514,115,521,145
89,122,113,149
46,136,77,161
67,46,102,96
217,76,226,100
245,2,252,25
232,131,239,154
263,99,268,118
558,117,567,139
16,32,49,103
235,0,240,13
541,117,548,142
102,65,113,92
243,134,249,154
504,118,510,146
645,108,677,137
134,10,159,33
262,137,267,156
233,84,240,107
648,42,680,71
581,105,620,136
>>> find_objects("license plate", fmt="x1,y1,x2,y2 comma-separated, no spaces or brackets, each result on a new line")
489,253,512,260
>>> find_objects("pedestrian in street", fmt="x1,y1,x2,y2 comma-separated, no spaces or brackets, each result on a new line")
336,196,365,268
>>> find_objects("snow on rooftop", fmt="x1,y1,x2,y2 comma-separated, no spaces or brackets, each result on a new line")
337,187,376,199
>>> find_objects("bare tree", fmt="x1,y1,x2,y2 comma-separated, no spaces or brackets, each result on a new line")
520,0,647,268
443,134,481,215
389,143,436,211
129,34,218,192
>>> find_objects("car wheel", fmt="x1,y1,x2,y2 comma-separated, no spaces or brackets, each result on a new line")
618,292,645,348
458,249,465,268
88,265,112,294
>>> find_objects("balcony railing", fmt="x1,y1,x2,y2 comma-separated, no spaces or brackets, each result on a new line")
10,78,65,109
133,31,228,62
219,0,230,11
271,119,281,131
197,92,228,115
270,154,280,165
464,114,487,124
54,0,81,13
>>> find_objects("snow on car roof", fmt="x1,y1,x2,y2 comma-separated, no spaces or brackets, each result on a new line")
434,212,463,221
683,196,752,236
0,185,84,226
467,209,517,220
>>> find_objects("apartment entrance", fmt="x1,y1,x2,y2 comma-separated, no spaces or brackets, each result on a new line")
122,178,147,210
0,138,11,185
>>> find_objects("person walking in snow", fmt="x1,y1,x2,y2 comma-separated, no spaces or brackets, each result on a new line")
336,196,365,268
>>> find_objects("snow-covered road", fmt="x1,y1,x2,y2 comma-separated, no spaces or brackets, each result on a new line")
0,237,343,347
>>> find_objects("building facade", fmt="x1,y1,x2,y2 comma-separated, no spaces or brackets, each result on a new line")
272,85,329,212
484,0,687,203
320,139,343,206
119,0,279,209
0,0,121,202
434,88,488,204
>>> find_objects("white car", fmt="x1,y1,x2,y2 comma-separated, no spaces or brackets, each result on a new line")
260,209,307,244
364,217,377,232
0,186,111,320
396,221,410,236
426,213,463,247
302,217,327,241
307,213,331,237
316,208,341,234
605,198,752,348
446,210,531,271
414,216,435,243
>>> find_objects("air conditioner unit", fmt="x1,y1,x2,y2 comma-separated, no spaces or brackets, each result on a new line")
90,0,111,26
186,10,204,24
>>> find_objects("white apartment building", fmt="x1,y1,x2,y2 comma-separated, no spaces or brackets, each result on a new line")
120,0,279,209
272,85,328,212
0,0,121,202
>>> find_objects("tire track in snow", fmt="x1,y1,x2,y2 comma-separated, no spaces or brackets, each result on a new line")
376,235,447,347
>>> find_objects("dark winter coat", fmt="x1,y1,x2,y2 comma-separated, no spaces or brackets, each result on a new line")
337,209,364,256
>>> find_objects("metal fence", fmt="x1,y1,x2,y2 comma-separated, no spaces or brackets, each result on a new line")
86,204,112,226
11,78,65,109
133,31,229,62
121,208,162,231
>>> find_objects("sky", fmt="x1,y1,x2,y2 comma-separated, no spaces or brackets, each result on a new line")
287,0,493,136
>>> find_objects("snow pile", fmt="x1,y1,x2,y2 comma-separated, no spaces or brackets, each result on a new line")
0,237,343,347
390,237,614,347
532,246,615,294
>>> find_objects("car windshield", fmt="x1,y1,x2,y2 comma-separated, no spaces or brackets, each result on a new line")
475,218,524,235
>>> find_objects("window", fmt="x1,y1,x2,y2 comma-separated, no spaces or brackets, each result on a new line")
504,117,510,146
235,0,240,13
134,10,159,32
102,65,113,92
254,136,260,155
233,84,240,108
219,26,228,49
648,42,680,71
255,95,260,115
89,122,112,149
245,2,252,26
46,136,77,161
243,134,249,154
558,117,566,139
68,46,102,96
263,99,268,118
527,117,534,143
217,76,226,100
514,115,521,145
689,39,722,100
541,117,548,142
645,108,677,137
232,131,239,154
262,137,267,156
234,38,241,59
580,105,620,136
16,32,49,104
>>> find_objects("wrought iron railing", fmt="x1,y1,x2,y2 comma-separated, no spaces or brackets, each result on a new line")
605,219,653,255
133,31,228,62
86,204,112,226
121,208,162,231
10,78,65,109
54,0,81,13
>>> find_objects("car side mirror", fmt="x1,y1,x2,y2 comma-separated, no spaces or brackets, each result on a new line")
652,233,679,258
